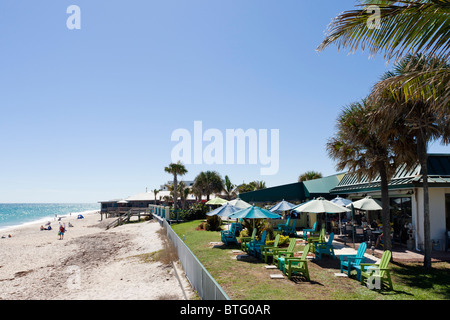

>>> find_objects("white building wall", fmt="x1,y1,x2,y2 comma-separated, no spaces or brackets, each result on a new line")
414,187,449,251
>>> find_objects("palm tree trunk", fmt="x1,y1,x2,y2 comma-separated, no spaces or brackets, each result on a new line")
173,174,178,211
417,132,432,269
378,161,392,253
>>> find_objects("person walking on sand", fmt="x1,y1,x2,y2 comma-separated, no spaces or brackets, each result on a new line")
58,223,65,240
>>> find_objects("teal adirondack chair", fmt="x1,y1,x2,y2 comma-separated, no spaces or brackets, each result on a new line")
355,250,393,290
261,234,281,263
302,221,317,240
282,219,298,236
277,217,291,233
340,242,367,278
314,232,336,259
248,230,267,257
284,244,311,281
230,218,244,234
273,238,297,272
240,228,257,252
221,223,238,245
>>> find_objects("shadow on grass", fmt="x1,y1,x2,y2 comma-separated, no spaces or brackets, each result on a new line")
391,261,450,299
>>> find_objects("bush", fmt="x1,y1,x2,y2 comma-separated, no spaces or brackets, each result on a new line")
205,215,222,231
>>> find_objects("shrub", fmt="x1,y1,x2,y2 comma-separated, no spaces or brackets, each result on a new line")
205,215,222,231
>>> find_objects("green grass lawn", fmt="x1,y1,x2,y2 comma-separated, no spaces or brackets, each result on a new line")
172,220,450,300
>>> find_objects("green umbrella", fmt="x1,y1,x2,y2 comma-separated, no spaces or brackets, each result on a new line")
205,198,228,205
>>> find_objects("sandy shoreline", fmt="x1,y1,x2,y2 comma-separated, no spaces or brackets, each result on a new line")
0,211,193,300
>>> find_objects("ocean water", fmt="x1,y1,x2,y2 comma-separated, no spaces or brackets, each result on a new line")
0,203,100,231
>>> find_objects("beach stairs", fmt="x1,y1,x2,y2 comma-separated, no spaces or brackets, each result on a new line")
106,209,151,229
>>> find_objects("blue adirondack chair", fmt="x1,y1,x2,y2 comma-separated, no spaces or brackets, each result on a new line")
302,221,317,240
221,223,238,245
277,217,291,233
248,230,267,257
230,218,244,234
340,242,367,278
314,232,336,259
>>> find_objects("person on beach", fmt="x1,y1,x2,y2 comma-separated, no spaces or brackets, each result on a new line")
58,223,65,240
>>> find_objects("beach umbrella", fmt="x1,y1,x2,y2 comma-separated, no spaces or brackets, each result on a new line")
206,203,240,218
205,198,228,205
346,196,382,211
226,198,252,209
229,205,281,229
293,197,351,214
269,199,295,213
331,196,352,207
331,196,353,235
294,197,350,235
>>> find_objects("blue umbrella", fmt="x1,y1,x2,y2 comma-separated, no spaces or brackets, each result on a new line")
207,203,241,218
269,199,295,213
331,196,352,207
229,205,281,229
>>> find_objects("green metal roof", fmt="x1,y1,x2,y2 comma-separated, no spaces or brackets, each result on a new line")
330,154,450,195
238,174,342,203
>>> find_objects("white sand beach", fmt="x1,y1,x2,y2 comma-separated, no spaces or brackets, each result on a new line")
0,211,193,300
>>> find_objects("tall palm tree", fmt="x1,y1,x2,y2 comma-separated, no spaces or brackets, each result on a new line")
153,189,160,205
193,171,225,201
369,54,450,268
327,100,415,252
178,181,191,210
223,175,237,200
317,0,450,62
164,161,188,210
298,171,323,182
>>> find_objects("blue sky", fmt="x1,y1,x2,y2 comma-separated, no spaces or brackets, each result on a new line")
0,0,448,203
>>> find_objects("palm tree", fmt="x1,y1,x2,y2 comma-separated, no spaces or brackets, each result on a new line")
254,180,267,190
178,181,191,210
164,161,188,210
317,0,450,62
193,171,225,201
298,171,323,182
369,54,450,268
153,189,160,205
223,175,237,200
327,100,415,252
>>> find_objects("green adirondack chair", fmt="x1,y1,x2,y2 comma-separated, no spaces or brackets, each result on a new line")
240,228,257,252
314,232,336,259
355,250,393,290
307,227,325,253
261,234,281,263
273,238,297,272
284,244,311,281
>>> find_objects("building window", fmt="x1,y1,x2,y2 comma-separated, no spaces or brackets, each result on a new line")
390,197,412,243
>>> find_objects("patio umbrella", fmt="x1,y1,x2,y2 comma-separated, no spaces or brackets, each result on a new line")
206,203,241,218
269,199,295,213
205,197,228,205
226,198,252,209
294,197,350,236
346,196,382,211
229,205,281,229
331,196,353,235
207,203,242,230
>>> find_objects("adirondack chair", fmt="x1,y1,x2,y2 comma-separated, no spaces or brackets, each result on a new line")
302,221,317,240
277,217,291,233
273,238,297,272
340,242,367,278
282,219,298,236
355,250,393,290
307,227,325,253
261,234,281,263
248,230,267,257
240,228,257,252
284,244,311,281
230,218,244,234
221,223,238,245
314,232,336,259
